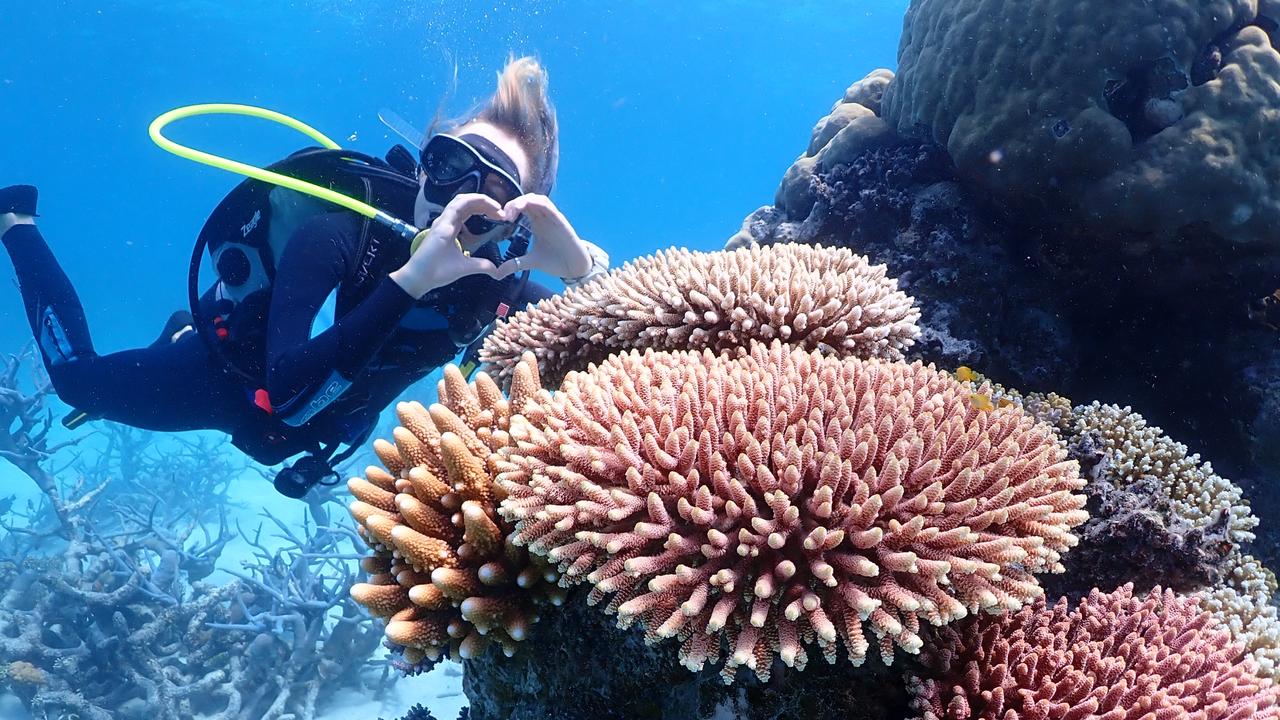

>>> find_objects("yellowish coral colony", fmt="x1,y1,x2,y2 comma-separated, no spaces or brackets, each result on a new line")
348,242,1280,712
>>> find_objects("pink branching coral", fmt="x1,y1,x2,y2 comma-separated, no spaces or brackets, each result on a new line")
347,364,564,665
480,244,921,389
908,584,1280,720
496,340,1087,682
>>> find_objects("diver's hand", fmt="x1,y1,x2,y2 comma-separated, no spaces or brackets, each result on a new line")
493,194,592,280
391,193,503,299
0,212,35,237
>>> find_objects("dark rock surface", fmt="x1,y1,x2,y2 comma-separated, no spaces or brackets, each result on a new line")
1041,430,1235,601
732,134,1280,573
462,587,912,720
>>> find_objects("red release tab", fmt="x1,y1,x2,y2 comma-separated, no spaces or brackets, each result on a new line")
496,302,510,318
215,327,229,340
253,389,273,414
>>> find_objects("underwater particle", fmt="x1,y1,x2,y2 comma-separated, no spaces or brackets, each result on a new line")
479,243,921,390
496,340,1088,683
347,361,565,666
1068,401,1259,543
907,584,1280,719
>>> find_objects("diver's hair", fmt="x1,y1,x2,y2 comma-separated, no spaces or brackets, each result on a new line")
428,54,560,194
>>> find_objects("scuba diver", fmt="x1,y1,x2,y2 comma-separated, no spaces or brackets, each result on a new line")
0,56,608,498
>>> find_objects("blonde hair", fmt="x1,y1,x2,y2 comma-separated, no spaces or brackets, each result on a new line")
429,55,560,194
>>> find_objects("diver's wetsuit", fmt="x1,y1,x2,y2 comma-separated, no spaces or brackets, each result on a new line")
1,212,556,465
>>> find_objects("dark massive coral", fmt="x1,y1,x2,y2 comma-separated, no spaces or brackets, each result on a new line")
728,67,1280,571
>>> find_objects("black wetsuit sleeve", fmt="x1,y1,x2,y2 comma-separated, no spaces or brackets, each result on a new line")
518,278,557,306
265,214,415,408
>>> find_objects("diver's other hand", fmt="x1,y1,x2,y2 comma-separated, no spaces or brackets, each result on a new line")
493,194,591,280
391,193,503,299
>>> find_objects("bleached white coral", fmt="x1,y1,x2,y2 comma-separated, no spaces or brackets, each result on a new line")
1069,402,1258,543
1197,553,1280,681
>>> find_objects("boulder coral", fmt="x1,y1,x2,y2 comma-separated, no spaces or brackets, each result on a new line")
347,364,565,665
908,584,1280,719
480,243,920,390
883,0,1280,244
496,340,1088,682
767,69,900,224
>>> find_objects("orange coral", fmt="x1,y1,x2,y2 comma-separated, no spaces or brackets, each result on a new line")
347,363,564,664
908,584,1280,719
497,340,1087,682
480,244,921,389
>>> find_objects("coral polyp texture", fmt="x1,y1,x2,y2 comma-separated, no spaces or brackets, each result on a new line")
908,584,1280,720
496,340,1088,683
883,0,1280,244
347,364,564,665
1196,553,1280,682
479,243,921,389
1068,401,1259,543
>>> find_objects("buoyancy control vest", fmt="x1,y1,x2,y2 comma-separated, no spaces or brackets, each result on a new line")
187,143,530,483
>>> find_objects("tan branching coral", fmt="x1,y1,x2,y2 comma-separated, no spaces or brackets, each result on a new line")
4,661,46,686
1196,553,1280,682
1069,401,1259,542
908,584,1280,719
496,340,1087,682
347,363,564,664
480,244,921,389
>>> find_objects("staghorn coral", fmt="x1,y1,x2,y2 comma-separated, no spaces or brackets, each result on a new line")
497,340,1088,683
0,346,394,720
479,244,920,389
1196,553,1280,682
347,364,564,666
883,0,1280,245
907,584,1280,720
1068,401,1258,543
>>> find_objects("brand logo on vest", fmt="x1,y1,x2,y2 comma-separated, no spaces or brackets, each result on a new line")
241,209,262,238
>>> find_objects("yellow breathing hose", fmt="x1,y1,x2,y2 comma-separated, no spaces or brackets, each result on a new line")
148,103,423,242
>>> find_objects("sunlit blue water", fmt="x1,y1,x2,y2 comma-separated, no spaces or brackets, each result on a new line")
0,0,906,353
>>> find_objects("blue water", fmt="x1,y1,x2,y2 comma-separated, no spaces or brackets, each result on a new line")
0,0,906,355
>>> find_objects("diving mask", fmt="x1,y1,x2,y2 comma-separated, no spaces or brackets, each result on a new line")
419,132,524,237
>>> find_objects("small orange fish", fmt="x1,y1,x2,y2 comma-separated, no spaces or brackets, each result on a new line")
997,397,1015,409
955,366,977,383
969,393,994,412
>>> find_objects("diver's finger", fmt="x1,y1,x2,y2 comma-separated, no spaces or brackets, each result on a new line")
441,193,504,225
457,255,501,279
500,194,552,221
491,257,527,279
